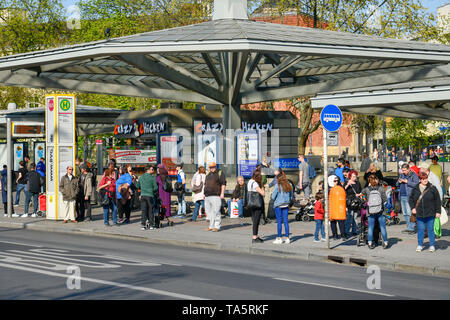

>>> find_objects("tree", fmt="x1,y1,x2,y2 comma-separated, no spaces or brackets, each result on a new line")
387,118,431,152
252,0,444,154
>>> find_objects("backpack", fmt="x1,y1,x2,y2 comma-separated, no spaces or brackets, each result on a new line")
308,163,316,179
163,176,173,193
368,187,383,214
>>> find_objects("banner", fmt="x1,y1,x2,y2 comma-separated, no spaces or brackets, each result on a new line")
160,135,180,175
113,149,157,164
237,131,259,178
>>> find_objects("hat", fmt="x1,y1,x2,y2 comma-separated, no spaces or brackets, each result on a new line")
328,175,337,188
398,161,404,168
208,162,216,168
418,161,430,170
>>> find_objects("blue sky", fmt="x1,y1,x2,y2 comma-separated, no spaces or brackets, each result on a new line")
60,0,448,16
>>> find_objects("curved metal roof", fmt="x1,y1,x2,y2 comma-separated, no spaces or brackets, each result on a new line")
0,16,449,110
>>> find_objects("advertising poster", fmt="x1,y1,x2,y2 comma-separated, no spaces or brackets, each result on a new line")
159,135,180,176
57,96,74,144
196,133,218,168
34,142,45,162
13,143,24,171
46,96,55,144
114,148,157,164
237,131,259,178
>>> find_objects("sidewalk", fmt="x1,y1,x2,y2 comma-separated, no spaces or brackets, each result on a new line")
1,204,449,278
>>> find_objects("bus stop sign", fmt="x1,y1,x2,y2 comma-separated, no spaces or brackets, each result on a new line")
320,104,342,132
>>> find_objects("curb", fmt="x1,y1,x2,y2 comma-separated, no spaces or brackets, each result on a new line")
1,221,449,278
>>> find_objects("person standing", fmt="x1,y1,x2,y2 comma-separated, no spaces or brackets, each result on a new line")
116,166,133,224
36,157,45,193
227,175,245,219
344,170,362,236
271,173,293,244
329,176,347,240
156,164,172,219
204,162,226,232
14,161,28,206
363,163,383,188
79,165,93,222
313,191,326,242
334,158,346,185
409,172,441,252
190,166,206,222
397,163,419,234
297,154,311,198
429,156,443,184
247,169,265,242
362,174,389,249
59,166,78,223
1,165,15,217
418,162,443,202
360,153,372,173
373,148,378,163
21,163,42,218
174,163,186,218
98,168,118,226
137,165,158,230
24,156,32,172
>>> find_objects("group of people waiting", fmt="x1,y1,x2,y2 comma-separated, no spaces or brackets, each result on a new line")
312,156,444,252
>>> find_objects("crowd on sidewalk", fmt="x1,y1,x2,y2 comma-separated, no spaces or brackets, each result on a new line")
1,153,448,254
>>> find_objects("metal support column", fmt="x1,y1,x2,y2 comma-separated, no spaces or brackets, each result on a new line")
6,118,12,217
383,119,387,172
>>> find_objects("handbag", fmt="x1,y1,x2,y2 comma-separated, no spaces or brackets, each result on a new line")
99,189,110,206
440,206,448,226
246,181,263,210
192,177,203,194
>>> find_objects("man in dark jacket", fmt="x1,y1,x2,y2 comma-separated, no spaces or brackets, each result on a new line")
22,163,42,218
137,165,159,230
397,163,419,234
204,162,226,232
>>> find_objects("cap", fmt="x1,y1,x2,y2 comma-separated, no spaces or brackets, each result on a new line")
208,162,216,168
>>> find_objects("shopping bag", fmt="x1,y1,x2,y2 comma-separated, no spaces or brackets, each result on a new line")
434,218,442,238
440,206,448,226
230,201,239,219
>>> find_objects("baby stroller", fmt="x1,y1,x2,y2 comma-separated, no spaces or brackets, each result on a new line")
147,197,174,229
357,202,381,247
384,186,400,226
294,196,314,222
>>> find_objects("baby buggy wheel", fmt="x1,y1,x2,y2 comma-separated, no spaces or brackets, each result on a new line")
295,213,302,221
302,214,310,222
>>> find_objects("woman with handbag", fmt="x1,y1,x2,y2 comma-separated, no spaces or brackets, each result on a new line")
247,169,265,243
156,164,172,218
344,170,362,236
271,173,293,244
409,171,441,252
98,168,117,226
190,166,206,222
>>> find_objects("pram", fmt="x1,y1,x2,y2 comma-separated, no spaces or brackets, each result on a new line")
357,202,382,247
294,197,315,222
384,185,400,226
147,197,174,229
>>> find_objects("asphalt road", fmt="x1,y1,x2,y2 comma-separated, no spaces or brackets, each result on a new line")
0,227,449,301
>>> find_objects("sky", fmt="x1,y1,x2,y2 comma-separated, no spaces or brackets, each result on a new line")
60,0,448,16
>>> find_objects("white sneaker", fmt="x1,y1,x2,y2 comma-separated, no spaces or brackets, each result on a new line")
12,213,20,217
416,245,423,252
284,238,291,244
273,238,283,244
429,246,435,252
320,238,327,242
313,239,321,243
20,213,28,218
30,213,37,218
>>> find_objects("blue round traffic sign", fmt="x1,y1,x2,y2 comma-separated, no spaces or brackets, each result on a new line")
320,104,343,132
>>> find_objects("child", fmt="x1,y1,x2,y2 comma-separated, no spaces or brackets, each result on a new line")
314,191,326,242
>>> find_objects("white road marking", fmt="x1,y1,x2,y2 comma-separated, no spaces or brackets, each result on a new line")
0,240,43,248
274,277,395,297
0,262,207,300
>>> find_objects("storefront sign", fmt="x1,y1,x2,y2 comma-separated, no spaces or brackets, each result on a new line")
241,121,273,132
237,131,260,178
114,117,168,138
113,149,157,164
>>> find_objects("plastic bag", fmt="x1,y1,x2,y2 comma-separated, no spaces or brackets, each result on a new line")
434,217,442,238
230,201,239,219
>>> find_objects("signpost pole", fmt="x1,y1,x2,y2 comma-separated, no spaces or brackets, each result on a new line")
6,118,12,218
323,127,329,249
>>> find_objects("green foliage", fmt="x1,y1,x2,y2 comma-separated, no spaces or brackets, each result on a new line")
387,118,431,150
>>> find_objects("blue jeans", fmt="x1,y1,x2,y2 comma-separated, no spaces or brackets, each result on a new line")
401,196,415,231
103,199,117,225
177,193,186,215
227,199,244,218
345,209,358,235
24,191,39,215
417,216,435,247
15,183,27,204
275,206,289,238
314,219,325,240
368,213,388,243
192,200,204,221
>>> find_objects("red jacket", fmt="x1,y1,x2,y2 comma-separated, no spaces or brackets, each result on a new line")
314,200,324,220
410,165,420,176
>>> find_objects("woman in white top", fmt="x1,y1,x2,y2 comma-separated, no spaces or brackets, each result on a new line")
190,166,206,222
247,169,265,243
